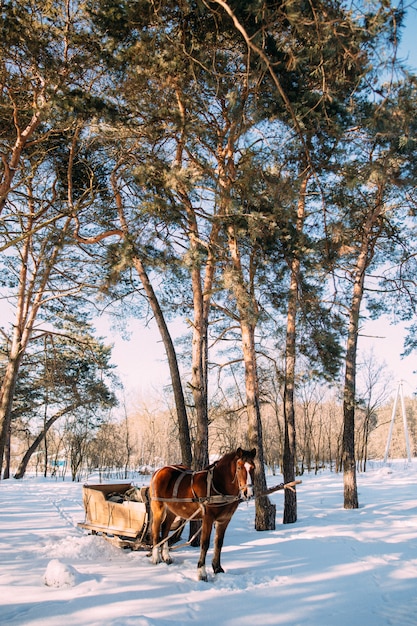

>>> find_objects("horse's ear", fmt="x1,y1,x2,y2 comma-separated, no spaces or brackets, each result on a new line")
251,448,256,458
236,447,243,457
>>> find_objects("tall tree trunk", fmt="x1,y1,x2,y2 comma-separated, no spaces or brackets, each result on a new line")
0,215,33,475
132,257,193,468
186,218,219,471
282,173,309,523
227,226,276,530
174,90,219,472
4,427,11,479
112,171,192,467
0,212,71,476
241,320,276,530
183,193,219,543
283,297,297,523
188,263,208,545
0,347,22,477
342,193,382,508
213,75,274,527
342,269,363,509
190,264,209,470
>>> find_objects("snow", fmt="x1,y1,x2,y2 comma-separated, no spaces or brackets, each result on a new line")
1,461,417,626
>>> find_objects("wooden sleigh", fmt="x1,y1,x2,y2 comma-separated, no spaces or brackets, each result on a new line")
77,478,302,551
77,483,152,550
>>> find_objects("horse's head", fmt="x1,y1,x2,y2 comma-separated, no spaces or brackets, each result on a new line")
235,447,256,500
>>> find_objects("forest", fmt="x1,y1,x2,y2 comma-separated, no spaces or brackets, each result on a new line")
1,0,417,529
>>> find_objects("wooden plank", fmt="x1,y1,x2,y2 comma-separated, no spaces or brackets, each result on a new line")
79,483,149,538
77,521,140,538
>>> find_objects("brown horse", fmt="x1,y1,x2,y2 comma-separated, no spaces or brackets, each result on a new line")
149,447,256,581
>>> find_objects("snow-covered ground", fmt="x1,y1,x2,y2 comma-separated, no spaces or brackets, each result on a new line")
1,460,417,626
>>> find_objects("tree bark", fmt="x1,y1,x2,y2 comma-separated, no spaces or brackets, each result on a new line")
227,226,276,530
180,182,210,471
188,272,207,544
112,170,193,467
174,89,220,472
186,218,220,472
241,320,276,530
342,190,382,508
0,350,24,479
132,257,193,468
0,209,72,476
282,173,309,523
190,262,209,470
0,109,44,214
342,265,364,509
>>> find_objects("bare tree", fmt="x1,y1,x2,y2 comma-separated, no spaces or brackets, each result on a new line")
356,350,392,471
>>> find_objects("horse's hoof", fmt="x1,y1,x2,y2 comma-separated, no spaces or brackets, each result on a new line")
198,566,208,582
151,547,160,565
161,545,172,565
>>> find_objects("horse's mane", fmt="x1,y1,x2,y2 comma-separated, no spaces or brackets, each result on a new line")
206,449,238,470
197,448,254,473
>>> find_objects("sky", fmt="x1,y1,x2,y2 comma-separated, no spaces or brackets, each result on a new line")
398,1,417,71
101,314,417,406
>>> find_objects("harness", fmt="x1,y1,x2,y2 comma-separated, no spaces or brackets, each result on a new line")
151,463,251,506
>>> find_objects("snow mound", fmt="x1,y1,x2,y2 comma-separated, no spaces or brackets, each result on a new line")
41,533,121,561
43,559,80,588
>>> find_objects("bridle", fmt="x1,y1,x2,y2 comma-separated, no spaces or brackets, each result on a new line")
234,458,255,501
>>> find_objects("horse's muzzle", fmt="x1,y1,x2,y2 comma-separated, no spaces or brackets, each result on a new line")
240,485,254,501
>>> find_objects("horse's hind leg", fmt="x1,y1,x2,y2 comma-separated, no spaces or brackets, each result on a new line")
150,501,165,564
160,509,177,564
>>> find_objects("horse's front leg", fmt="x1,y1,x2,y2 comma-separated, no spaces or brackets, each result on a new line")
197,513,214,582
212,519,230,575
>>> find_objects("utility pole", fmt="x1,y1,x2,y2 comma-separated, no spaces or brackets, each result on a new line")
384,380,412,463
